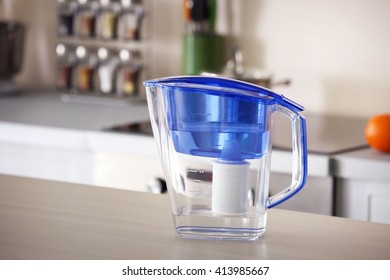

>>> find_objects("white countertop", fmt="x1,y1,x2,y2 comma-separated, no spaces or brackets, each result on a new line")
333,148,390,182
0,92,150,131
272,112,368,154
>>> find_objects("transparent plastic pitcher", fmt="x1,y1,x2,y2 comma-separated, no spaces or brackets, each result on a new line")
144,76,307,241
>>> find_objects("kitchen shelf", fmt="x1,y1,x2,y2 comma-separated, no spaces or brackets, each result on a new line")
55,0,153,103
56,36,149,50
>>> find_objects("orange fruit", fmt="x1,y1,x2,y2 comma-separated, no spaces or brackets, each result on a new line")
365,114,390,153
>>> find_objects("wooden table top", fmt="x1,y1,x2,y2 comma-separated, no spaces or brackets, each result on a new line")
0,174,389,260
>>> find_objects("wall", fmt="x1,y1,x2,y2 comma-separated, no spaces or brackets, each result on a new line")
0,0,57,87
1,0,389,118
235,0,390,117
149,0,390,118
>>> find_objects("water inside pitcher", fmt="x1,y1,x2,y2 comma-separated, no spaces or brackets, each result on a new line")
144,76,307,241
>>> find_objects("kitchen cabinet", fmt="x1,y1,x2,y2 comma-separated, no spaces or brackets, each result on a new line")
334,148,390,224
0,119,333,214
269,172,333,215
0,120,162,192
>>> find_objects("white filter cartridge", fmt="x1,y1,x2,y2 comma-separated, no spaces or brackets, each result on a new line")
212,139,250,215
212,160,249,214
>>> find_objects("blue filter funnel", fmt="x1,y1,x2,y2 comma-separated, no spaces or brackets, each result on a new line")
219,139,243,161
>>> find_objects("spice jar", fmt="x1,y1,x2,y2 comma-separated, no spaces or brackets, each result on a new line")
74,46,98,92
57,0,78,36
74,0,99,38
56,44,76,90
117,0,144,40
97,0,121,40
115,49,141,97
96,47,119,94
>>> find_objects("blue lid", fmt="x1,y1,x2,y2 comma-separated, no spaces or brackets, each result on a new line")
143,75,304,112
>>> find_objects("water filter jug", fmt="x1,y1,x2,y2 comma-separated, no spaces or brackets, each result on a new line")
144,76,307,241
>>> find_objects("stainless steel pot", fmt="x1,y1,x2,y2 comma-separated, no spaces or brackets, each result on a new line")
203,47,290,89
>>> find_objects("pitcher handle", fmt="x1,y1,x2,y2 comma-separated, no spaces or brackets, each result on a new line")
267,104,308,208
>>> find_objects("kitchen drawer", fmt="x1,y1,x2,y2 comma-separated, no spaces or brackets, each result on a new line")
333,148,390,224
335,178,390,224
269,172,333,215
369,194,390,224
93,153,163,192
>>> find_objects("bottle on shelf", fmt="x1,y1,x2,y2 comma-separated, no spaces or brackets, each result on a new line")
117,0,144,41
97,0,121,40
115,49,142,97
96,47,119,94
74,45,98,92
74,0,99,38
56,43,76,90
58,0,78,37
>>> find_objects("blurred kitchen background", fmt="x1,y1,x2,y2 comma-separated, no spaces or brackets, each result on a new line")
0,0,389,224
1,0,390,116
